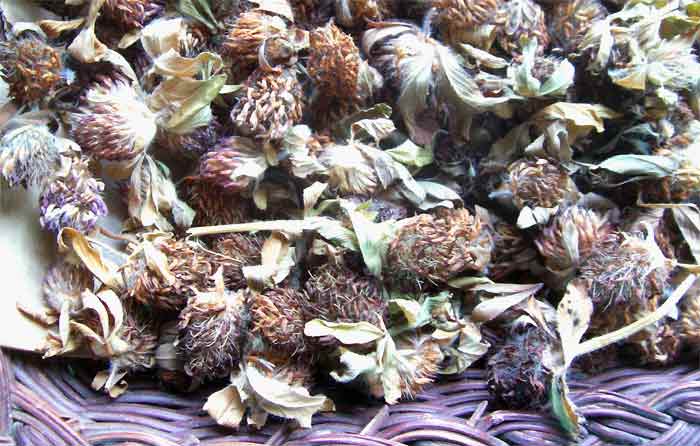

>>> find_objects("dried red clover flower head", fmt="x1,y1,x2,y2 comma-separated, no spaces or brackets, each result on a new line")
547,0,607,53
0,125,64,189
111,302,159,375
396,335,443,398
180,176,253,227
102,0,165,31
0,32,62,106
156,119,221,159
230,67,305,140
488,218,538,280
335,0,396,27
198,136,264,193
579,231,671,309
494,0,549,56
70,77,157,162
622,319,681,366
432,0,502,46
305,261,386,327
535,205,613,274
487,327,553,410
508,157,577,209
221,11,288,71
42,260,93,315
250,288,310,356
308,23,361,102
177,273,249,378
387,208,493,284
123,235,260,311
39,156,108,234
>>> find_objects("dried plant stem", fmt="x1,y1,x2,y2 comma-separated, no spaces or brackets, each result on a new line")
576,274,697,357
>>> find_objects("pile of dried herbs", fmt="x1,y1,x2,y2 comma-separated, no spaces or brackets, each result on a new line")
2,0,700,438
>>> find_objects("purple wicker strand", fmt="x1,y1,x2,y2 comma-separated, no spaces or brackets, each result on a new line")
0,350,11,437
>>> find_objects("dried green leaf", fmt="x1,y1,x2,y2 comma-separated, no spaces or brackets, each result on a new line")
471,283,544,323
176,0,218,32
304,320,384,344
557,281,593,367
58,228,124,289
153,50,224,78
594,154,679,178
550,374,583,438
386,140,434,169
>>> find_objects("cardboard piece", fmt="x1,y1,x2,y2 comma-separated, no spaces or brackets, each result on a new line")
0,185,57,352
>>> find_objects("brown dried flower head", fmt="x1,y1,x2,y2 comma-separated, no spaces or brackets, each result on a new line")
123,235,261,311
388,208,493,284
335,0,395,27
487,327,553,409
0,33,62,106
579,232,670,309
198,137,266,193
432,0,501,46
547,0,607,53
181,176,253,227
111,302,159,375
0,125,64,189
508,158,577,209
494,0,549,56
71,78,157,161
535,205,613,274
102,0,165,31
308,23,361,102
42,260,93,315
177,275,249,378
622,319,681,366
250,288,310,356
156,120,221,159
396,336,443,398
231,67,305,140
488,219,538,280
305,261,386,326
221,11,288,73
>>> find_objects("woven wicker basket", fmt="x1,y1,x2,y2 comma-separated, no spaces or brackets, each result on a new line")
3,349,700,446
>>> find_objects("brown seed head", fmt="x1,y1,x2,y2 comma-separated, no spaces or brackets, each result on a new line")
102,0,165,31
112,302,159,373
181,176,253,227
305,261,386,326
231,67,305,140
681,293,700,347
396,336,443,398
178,286,249,378
494,0,549,56
0,34,62,106
508,158,575,209
579,233,670,309
250,288,309,356
548,0,607,53
487,327,553,409
535,206,613,274
308,24,361,101
489,219,538,280
388,208,493,284
221,11,288,72
433,0,501,45
123,235,261,311
156,121,221,159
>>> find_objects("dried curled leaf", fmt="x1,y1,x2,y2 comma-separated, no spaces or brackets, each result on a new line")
128,155,195,231
204,363,333,429
304,320,385,344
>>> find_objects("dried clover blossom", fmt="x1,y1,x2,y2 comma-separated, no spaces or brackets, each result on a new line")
230,67,305,140
547,0,607,53
70,77,157,162
388,208,492,284
579,232,670,308
433,0,501,46
494,0,549,56
308,23,361,102
177,277,249,379
102,0,165,31
535,205,613,275
0,32,63,106
39,156,108,234
508,158,577,209
221,11,288,72
487,327,553,410
0,125,64,188
250,288,309,356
